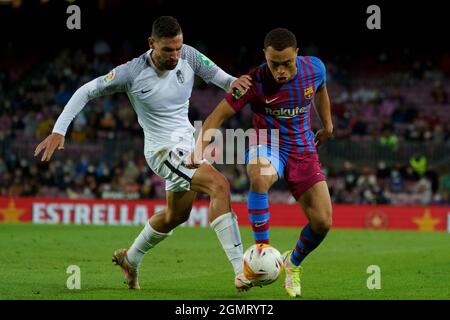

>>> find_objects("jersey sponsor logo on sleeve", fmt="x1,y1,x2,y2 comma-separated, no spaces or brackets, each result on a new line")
196,53,215,67
232,88,249,100
104,69,116,83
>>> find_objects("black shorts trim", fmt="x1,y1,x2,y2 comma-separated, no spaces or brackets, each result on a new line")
163,159,192,183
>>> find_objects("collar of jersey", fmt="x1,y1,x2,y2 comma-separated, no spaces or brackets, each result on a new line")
146,49,156,69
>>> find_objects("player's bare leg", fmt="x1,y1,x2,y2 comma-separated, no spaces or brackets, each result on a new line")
113,191,196,289
298,181,332,236
150,190,197,233
189,163,231,221
247,157,278,193
283,181,332,297
189,163,249,291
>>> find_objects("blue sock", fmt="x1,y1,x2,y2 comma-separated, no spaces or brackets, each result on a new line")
291,224,327,266
248,192,270,244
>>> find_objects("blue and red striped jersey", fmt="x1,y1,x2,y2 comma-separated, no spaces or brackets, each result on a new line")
225,56,326,153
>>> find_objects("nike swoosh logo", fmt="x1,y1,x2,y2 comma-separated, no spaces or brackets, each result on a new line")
141,89,152,94
233,243,242,247
265,97,279,104
254,222,266,228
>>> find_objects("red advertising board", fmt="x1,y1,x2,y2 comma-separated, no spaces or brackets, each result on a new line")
0,197,449,232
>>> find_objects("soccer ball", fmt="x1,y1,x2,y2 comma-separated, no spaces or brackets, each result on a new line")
243,243,284,286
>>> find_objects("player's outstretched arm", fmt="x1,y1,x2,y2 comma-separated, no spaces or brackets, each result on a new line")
313,85,333,147
34,64,131,162
184,99,236,168
34,80,97,162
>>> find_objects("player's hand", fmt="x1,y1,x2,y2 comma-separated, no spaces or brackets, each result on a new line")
34,132,65,161
183,152,209,169
314,127,333,147
183,152,201,169
228,75,252,95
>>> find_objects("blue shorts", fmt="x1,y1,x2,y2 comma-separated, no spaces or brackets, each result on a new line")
245,145,288,178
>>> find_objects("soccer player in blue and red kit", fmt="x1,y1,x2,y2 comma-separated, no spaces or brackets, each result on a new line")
186,28,333,297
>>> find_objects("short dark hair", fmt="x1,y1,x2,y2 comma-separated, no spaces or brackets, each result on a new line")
264,28,297,50
152,16,182,39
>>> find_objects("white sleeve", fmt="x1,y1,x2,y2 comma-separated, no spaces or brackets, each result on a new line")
52,63,131,136
181,44,236,91
210,68,236,92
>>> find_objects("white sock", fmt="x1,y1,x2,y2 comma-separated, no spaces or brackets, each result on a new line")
210,212,244,275
127,222,172,268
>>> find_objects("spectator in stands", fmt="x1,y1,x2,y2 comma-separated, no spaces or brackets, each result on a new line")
356,166,378,204
414,177,433,205
376,160,391,179
379,126,398,151
409,154,427,177
388,167,405,193
431,80,448,104
341,161,358,192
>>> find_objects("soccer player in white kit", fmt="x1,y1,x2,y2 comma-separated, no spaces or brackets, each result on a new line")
34,16,253,292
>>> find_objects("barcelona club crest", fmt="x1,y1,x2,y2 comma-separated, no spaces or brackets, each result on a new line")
304,86,314,100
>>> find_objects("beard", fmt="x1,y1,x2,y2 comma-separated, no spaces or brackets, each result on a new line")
156,56,178,70
163,61,178,70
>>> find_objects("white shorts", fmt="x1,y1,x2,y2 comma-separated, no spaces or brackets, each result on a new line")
145,144,197,192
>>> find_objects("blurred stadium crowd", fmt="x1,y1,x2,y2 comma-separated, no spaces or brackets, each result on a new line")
1,40,450,205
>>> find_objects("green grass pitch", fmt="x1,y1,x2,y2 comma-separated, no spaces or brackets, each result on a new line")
0,224,449,300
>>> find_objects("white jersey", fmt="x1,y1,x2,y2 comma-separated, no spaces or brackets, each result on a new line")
52,45,236,154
